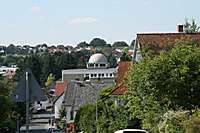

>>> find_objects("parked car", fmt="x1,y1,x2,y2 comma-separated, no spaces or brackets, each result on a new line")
47,128,63,133
52,129,64,133
114,129,148,133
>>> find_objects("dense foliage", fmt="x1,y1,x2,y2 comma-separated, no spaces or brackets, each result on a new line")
89,38,109,48
75,86,130,133
112,41,129,48
0,77,25,132
97,86,129,133
14,51,90,86
125,42,200,132
75,104,97,133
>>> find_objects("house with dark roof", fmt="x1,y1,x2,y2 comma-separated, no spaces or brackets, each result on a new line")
53,80,109,131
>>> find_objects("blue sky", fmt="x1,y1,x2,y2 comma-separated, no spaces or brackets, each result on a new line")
0,0,200,46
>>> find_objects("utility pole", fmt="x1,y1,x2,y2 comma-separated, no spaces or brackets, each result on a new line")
25,72,29,133
96,99,98,133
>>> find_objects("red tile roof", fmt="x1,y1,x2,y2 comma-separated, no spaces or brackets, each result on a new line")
110,83,128,95
137,33,200,53
110,61,133,96
55,80,67,97
116,61,133,85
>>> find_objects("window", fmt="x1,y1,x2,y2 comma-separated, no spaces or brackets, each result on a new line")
70,111,74,120
100,64,106,67
106,73,108,77
95,64,98,67
89,64,94,67
102,73,104,77
91,74,93,77
110,73,113,77
94,74,97,77
98,74,101,77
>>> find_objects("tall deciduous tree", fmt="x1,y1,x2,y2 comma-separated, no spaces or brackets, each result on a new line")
90,38,107,48
45,73,55,87
184,19,200,33
125,42,200,131
112,41,129,48
0,78,16,132
75,104,96,133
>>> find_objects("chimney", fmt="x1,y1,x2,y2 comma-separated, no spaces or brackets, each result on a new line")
177,24,184,33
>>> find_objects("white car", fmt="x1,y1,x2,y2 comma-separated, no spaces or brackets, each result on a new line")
114,129,148,133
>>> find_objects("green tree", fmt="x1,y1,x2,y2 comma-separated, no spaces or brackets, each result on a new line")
0,78,16,132
77,41,90,48
97,86,129,133
184,18,200,33
58,106,67,129
90,38,107,48
112,41,129,48
45,73,55,87
120,47,132,61
75,104,96,133
125,42,200,132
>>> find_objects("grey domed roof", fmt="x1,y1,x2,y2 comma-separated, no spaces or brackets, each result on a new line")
88,53,107,64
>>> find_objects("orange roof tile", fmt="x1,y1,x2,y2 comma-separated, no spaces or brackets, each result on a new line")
110,61,133,96
116,61,133,85
110,83,128,95
137,33,200,53
55,80,67,97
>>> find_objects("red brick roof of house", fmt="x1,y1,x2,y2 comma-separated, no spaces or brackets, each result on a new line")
137,33,200,53
110,61,133,96
109,83,128,96
116,61,133,85
55,80,67,97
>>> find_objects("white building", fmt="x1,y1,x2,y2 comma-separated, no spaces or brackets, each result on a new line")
62,53,117,84
0,65,18,78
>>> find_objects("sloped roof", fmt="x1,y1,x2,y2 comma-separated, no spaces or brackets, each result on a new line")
109,61,133,96
137,33,200,53
109,83,128,95
62,81,109,110
116,61,133,85
55,80,67,97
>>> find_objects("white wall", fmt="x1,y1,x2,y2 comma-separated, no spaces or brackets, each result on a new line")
55,94,64,119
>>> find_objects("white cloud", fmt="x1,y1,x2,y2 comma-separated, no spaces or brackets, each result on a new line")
69,17,97,25
31,5,41,12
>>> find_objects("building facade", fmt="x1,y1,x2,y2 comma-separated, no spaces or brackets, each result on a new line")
62,53,117,84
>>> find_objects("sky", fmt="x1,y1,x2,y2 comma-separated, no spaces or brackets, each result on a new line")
0,0,200,46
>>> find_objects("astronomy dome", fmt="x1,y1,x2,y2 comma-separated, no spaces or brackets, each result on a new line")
88,53,107,64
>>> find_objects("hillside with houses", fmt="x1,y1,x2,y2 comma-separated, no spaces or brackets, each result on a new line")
1,7,200,132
